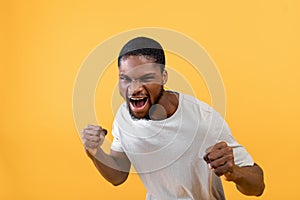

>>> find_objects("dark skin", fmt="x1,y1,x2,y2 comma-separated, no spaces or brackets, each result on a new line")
82,55,265,196
81,55,178,185
81,125,130,186
203,142,265,196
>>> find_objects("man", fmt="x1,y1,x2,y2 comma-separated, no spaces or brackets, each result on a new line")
81,37,265,199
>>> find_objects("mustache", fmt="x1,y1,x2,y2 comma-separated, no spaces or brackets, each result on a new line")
126,86,150,99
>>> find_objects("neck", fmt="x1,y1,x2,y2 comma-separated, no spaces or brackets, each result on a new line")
149,91,179,120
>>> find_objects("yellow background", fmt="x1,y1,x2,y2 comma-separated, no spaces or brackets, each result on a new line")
1,0,300,199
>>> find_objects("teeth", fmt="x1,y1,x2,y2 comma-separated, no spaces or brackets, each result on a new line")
130,97,145,100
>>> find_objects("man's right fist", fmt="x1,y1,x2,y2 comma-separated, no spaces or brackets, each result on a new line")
81,124,107,156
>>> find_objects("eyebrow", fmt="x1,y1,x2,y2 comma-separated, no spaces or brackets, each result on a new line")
140,73,156,77
119,73,156,78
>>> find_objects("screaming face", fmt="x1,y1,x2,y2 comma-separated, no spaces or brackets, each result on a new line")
126,85,164,119
118,55,167,119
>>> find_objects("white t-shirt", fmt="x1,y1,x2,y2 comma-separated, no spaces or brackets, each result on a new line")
111,93,254,200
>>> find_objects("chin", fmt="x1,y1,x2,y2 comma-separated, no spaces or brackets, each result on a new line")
129,109,151,120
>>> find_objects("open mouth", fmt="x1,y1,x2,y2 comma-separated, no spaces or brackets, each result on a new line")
129,96,149,110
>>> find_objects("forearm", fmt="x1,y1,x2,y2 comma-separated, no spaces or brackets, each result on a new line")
86,149,130,186
233,163,265,196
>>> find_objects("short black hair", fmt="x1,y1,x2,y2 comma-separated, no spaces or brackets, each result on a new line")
118,37,165,73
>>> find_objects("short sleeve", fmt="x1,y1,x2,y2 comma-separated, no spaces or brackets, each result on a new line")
110,122,124,152
212,111,254,167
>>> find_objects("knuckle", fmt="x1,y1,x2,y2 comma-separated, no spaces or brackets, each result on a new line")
220,159,226,166
90,130,97,135
224,147,232,154
223,161,232,170
207,154,213,161
97,129,102,135
224,154,233,162
227,146,233,152
220,141,227,147
99,134,105,139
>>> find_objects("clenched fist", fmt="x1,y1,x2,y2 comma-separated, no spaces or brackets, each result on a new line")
203,141,236,181
81,124,107,156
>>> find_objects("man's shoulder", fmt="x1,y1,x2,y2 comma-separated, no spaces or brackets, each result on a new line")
114,102,129,122
180,93,213,113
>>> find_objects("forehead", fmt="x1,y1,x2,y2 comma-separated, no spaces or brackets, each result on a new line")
119,55,161,76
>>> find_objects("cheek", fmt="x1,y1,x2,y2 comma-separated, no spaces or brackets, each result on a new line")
118,83,127,99
145,84,162,99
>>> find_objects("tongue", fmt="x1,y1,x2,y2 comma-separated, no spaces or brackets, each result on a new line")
136,99,145,108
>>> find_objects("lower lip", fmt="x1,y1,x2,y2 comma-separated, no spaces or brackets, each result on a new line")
129,98,149,113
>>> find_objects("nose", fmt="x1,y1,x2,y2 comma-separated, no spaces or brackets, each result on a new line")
128,80,143,96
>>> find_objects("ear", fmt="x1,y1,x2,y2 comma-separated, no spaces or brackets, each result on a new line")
162,70,168,85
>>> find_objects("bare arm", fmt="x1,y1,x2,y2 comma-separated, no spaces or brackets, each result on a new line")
204,142,265,196
231,163,265,196
82,125,131,186
86,149,131,186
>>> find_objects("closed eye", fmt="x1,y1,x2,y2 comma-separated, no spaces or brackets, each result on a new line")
119,75,131,82
140,76,155,82
140,73,156,82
